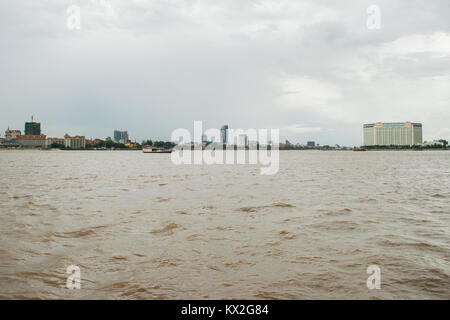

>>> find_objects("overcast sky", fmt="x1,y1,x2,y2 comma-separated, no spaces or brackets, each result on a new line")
1,0,449,145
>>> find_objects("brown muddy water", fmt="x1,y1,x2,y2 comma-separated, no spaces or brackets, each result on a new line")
0,150,449,299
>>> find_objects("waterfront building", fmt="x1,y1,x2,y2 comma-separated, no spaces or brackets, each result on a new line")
363,122,422,146
85,139,95,147
124,141,138,149
64,134,86,149
220,125,228,144
4,129,21,140
238,134,248,147
307,141,315,148
248,141,258,149
420,140,446,147
46,137,65,147
114,130,129,143
16,135,47,148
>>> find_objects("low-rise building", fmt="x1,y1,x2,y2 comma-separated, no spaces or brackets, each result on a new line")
124,141,138,149
5,129,21,141
238,134,248,147
46,137,65,147
420,140,446,147
64,134,86,149
16,135,47,148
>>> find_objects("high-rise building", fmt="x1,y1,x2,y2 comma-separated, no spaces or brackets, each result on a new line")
363,122,422,146
220,125,228,144
114,130,129,143
25,121,41,135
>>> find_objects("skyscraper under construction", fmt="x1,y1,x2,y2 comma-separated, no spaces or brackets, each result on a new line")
24,116,41,135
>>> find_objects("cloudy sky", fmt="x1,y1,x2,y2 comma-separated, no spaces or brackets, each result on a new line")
1,0,449,145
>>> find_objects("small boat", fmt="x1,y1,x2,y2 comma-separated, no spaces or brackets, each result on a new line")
142,146,172,153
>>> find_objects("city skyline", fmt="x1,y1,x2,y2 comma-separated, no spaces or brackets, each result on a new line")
1,1,449,145
3,116,448,151
0,117,443,147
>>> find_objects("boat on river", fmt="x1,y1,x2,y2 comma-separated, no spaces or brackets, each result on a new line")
142,146,172,153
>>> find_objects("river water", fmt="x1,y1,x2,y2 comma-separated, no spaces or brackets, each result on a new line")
0,150,449,299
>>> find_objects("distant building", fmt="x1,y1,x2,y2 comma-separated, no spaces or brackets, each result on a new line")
46,137,64,147
124,141,138,149
220,125,228,144
248,140,258,149
25,122,41,135
5,129,21,140
64,134,86,149
85,139,97,147
2,119,44,148
114,130,129,143
238,134,248,147
16,134,47,148
307,141,315,147
363,122,422,146
420,140,446,147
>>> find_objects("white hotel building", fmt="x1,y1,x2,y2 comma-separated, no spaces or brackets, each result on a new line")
64,134,86,149
363,122,422,146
